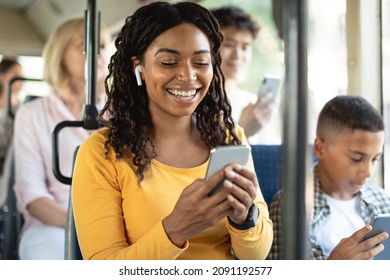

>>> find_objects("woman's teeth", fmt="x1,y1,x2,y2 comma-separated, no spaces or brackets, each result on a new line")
168,89,197,98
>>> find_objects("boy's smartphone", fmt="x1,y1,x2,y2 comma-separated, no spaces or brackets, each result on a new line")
258,74,281,107
206,145,251,196
359,213,390,260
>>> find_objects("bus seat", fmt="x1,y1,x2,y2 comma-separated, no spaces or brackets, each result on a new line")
23,94,41,104
0,143,13,211
251,144,282,206
0,94,42,259
0,142,23,259
251,144,317,206
64,146,82,260
65,191,82,260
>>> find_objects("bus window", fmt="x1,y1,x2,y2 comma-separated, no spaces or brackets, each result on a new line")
307,0,347,143
382,0,390,194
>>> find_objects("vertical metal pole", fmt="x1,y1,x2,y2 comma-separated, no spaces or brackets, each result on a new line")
83,0,100,129
63,0,101,260
281,0,311,259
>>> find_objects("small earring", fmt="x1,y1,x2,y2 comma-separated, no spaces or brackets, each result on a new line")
135,65,143,86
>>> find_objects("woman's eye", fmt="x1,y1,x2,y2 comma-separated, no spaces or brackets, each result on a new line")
351,158,362,163
160,62,177,67
194,62,210,67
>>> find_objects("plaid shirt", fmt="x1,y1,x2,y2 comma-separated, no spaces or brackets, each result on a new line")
267,165,390,260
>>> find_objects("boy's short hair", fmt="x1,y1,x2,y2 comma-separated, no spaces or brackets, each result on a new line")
316,95,384,138
211,6,260,39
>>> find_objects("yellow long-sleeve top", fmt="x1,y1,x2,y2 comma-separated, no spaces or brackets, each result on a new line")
72,127,273,260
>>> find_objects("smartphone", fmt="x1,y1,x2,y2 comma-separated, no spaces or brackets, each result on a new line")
359,213,390,260
206,145,251,196
258,74,281,107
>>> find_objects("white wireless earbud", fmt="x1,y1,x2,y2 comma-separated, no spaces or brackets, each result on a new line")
135,65,143,86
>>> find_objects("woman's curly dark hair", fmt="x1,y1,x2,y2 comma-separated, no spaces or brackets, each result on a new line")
100,1,241,182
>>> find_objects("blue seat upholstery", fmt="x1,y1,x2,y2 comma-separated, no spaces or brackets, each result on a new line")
251,144,317,206
250,145,282,206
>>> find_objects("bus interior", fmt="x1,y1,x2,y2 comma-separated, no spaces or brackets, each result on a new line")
0,0,389,260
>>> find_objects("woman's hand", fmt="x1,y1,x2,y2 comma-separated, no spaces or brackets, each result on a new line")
162,166,232,247
162,163,258,247
223,164,258,225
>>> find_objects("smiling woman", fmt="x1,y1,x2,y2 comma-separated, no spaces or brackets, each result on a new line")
71,1,273,260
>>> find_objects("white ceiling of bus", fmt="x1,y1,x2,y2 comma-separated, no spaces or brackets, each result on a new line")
0,0,33,10
0,0,170,56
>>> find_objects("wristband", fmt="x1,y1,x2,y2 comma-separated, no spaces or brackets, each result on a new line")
228,204,259,230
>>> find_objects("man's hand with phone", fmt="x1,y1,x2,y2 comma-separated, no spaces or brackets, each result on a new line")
238,75,281,137
238,93,274,137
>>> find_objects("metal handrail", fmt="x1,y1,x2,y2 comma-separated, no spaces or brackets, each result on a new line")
51,0,101,185
7,77,43,119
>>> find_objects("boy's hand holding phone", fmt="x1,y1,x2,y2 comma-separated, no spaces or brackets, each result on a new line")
328,224,388,260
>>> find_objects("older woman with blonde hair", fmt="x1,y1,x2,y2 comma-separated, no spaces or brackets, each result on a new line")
13,17,109,259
